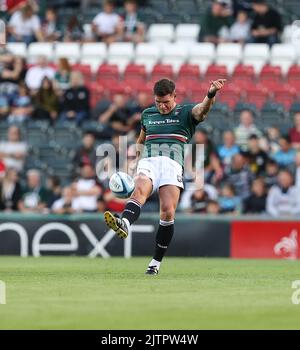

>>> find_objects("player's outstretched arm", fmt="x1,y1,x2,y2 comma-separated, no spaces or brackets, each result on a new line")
192,79,226,123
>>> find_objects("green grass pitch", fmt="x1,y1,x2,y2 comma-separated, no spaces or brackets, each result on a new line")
0,257,300,330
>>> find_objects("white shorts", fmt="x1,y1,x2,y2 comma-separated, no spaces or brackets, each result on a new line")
136,156,184,193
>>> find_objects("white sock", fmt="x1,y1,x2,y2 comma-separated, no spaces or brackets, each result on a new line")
122,218,130,231
149,259,161,270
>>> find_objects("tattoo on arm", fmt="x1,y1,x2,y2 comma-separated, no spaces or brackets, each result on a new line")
192,96,216,122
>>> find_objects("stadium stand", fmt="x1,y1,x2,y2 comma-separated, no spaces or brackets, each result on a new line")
0,0,300,215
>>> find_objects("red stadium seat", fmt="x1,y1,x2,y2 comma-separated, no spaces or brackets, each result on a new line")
177,64,200,80
218,85,241,110
271,84,297,110
88,82,105,108
96,63,119,81
151,64,174,80
205,64,228,81
232,64,255,82
260,64,282,84
287,65,300,90
123,64,147,79
245,84,269,109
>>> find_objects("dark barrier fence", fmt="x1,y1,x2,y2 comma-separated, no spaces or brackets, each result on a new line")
0,214,299,259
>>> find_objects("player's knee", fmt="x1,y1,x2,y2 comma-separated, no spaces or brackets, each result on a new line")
160,206,175,221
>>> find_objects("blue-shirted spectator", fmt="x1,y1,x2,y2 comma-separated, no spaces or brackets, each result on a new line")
272,136,296,169
218,130,240,168
218,183,241,213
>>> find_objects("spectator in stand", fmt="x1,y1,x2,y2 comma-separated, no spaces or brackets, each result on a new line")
264,160,279,189
8,82,33,123
60,71,90,125
243,177,267,214
53,58,72,94
243,134,269,175
63,15,84,42
228,10,250,43
190,187,212,213
7,4,44,45
73,132,97,175
18,169,50,213
289,112,300,150
119,0,145,43
272,135,296,169
250,0,282,45
127,92,151,136
218,130,240,170
0,95,10,119
218,183,241,213
33,77,59,122
234,110,262,151
52,186,76,214
206,200,221,214
0,168,22,211
224,153,254,199
261,126,281,155
71,164,102,213
42,7,62,42
25,55,55,91
0,126,27,172
267,169,300,217
46,175,62,208
98,94,131,134
92,0,122,44
199,0,234,44
0,53,27,96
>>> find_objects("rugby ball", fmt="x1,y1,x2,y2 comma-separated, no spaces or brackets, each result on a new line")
109,172,135,198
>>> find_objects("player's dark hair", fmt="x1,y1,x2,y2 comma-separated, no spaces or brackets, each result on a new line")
153,79,176,97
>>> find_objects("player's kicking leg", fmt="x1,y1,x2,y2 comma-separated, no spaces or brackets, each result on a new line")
104,174,152,239
145,185,180,275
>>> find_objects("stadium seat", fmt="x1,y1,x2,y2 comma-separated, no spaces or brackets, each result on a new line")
260,65,282,85
161,43,189,73
270,44,297,74
245,84,269,110
218,85,242,110
205,64,228,81
147,24,175,42
151,64,174,81
27,43,54,63
123,64,147,80
135,43,161,73
232,64,255,81
96,63,119,82
216,43,243,74
80,43,107,72
177,64,200,80
54,43,81,63
107,43,135,73
175,24,200,42
188,43,216,74
6,43,27,57
243,44,270,74
287,64,300,90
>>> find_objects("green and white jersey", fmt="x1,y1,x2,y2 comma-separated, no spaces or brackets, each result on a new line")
141,104,200,167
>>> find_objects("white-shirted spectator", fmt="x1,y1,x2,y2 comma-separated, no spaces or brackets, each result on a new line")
52,187,76,214
8,4,44,45
234,110,262,151
72,165,102,212
0,126,27,172
229,10,251,43
25,56,55,90
92,0,122,44
267,169,300,217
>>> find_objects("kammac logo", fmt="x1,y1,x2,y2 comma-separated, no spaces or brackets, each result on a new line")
274,229,298,260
